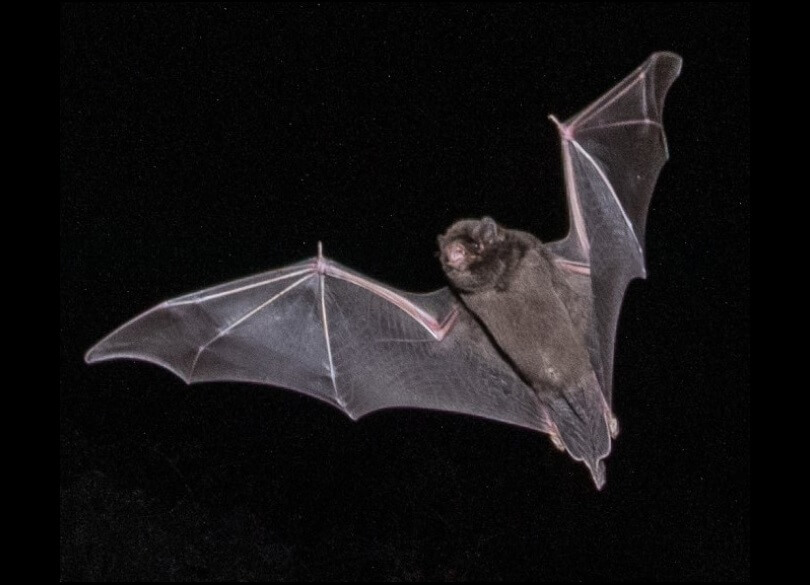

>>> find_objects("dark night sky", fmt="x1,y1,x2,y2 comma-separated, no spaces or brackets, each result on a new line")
60,3,749,580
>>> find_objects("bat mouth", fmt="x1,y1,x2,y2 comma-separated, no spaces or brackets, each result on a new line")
441,265,466,277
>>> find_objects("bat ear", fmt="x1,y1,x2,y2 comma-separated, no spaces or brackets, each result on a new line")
478,216,503,245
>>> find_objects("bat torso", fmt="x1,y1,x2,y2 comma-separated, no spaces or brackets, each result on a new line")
455,229,595,394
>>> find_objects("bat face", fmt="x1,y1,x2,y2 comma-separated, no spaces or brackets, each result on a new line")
437,216,510,293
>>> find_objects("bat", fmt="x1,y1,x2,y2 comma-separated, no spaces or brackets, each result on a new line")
85,52,682,488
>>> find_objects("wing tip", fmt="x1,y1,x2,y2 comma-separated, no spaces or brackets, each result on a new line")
649,50,683,73
84,346,100,364
83,347,193,384
85,337,115,364
647,51,684,89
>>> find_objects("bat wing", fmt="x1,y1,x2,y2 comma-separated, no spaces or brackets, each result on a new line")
86,248,551,436
548,52,682,405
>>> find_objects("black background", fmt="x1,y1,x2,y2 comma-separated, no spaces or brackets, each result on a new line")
60,3,750,580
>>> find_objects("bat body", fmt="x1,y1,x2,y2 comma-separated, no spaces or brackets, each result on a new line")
86,52,682,488
438,220,613,478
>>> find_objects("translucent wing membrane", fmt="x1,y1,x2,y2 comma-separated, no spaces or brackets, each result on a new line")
86,255,550,433
85,262,339,407
548,52,682,404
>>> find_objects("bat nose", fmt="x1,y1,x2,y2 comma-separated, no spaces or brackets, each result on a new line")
445,242,467,269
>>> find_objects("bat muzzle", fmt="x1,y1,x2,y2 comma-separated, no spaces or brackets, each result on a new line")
442,241,470,271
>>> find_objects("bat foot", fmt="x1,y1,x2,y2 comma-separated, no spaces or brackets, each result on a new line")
608,413,620,439
550,430,566,452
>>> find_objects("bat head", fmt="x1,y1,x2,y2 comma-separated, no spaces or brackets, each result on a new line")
437,216,510,292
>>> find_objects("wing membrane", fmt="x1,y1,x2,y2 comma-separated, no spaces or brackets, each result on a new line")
548,52,682,403
86,255,551,433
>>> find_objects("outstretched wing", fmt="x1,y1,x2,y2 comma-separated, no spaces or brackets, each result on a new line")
547,51,682,404
86,248,551,434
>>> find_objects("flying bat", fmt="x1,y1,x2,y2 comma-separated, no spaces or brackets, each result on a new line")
85,52,682,488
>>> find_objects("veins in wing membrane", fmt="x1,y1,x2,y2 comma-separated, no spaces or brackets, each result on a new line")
167,266,312,305
188,272,315,377
567,71,645,128
319,273,340,402
569,140,641,255
577,119,662,133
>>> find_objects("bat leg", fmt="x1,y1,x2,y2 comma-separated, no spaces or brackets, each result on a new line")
548,423,566,452
608,413,620,439
549,422,607,489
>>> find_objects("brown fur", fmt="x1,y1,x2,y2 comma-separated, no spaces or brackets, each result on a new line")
438,217,593,392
